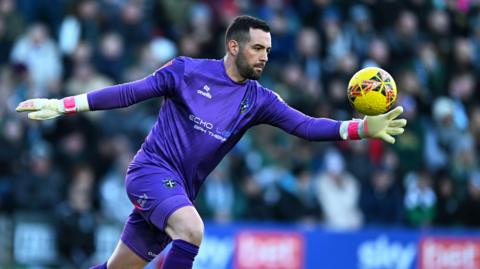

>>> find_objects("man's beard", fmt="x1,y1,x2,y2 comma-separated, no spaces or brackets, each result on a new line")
235,50,263,80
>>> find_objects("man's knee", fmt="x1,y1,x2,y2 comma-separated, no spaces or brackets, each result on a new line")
176,221,204,245
165,206,204,246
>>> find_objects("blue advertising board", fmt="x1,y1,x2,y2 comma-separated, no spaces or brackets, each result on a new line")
143,222,480,269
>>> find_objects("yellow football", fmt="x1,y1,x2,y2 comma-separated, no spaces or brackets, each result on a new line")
347,67,397,116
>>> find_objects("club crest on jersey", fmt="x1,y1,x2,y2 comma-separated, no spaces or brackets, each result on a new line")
197,85,212,99
240,98,250,113
163,179,176,188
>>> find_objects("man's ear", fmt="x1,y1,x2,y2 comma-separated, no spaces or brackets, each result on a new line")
228,40,239,56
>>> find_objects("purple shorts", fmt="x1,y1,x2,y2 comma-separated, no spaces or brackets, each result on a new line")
120,166,193,261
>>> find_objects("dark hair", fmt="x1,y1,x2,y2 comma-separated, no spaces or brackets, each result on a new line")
225,15,270,45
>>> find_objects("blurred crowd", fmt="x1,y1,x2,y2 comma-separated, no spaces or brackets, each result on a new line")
2,0,480,267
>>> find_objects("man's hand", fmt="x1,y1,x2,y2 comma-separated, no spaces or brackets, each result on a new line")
16,98,64,120
16,94,89,120
361,106,407,144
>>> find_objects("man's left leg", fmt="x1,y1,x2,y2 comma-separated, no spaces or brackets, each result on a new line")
125,170,201,269
157,205,203,269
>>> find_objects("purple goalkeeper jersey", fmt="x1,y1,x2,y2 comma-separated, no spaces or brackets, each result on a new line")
87,57,342,199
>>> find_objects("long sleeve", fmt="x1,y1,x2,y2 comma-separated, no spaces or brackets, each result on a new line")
87,58,185,110
256,89,342,141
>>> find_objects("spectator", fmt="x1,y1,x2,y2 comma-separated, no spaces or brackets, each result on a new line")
459,171,480,226
276,164,321,224
414,42,446,94
363,37,390,69
99,136,134,224
321,7,350,75
123,37,177,82
451,135,477,194
93,32,126,83
424,96,466,172
14,142,64,214
385,10,421,68
0,0,26,66
0,118,27,175
392,92,425,174
56,165,97,269
434,171,462,226
65,63,114,96
10,23,62,97
345,140,373,183
404,170,436,227
196,157,245,223
469,105,480,151
426,9,451,61
75,0,101,45
239,173,272,220
16,0,65,37
315,148,362,230
115,1,151,55
360,166,403,225
345,4,374,61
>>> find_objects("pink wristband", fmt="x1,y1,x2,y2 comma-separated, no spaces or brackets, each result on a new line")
63,96,76,114
348,121,361,140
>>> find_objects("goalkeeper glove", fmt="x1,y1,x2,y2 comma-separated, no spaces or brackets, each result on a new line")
16,94,90,120
340,106,407,144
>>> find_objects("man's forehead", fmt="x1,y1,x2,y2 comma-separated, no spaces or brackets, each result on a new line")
247,28,271,47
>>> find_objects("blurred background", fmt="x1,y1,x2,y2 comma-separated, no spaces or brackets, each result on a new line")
1,0,480,268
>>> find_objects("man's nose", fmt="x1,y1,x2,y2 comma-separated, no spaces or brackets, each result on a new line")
260,53,268,62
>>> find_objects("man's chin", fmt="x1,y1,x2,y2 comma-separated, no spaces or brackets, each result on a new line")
240,69,262,80
250,71,263,80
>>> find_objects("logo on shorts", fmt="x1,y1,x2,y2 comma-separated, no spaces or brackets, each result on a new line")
163,179,176,188
148,251,158,258
135,193,148,209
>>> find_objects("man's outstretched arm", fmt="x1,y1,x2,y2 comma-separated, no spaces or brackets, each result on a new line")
16,77,161,120
257,89,407,144
16,58,184,120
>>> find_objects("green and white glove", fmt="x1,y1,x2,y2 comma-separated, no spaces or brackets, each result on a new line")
340,106,407,144
16,94,90,120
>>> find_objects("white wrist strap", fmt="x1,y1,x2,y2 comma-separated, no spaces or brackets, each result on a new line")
61,94,90,114
339,121,349,140
74,94,90,112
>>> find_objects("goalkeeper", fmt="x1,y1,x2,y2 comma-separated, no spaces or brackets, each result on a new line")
17,15,406,269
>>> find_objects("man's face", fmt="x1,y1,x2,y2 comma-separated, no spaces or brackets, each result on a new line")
235,28,271,80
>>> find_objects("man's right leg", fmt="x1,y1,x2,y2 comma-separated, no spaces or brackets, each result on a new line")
106,240,148,269
90,208,173,269
90,240,147,269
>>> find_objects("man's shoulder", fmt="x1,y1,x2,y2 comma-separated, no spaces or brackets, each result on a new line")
255,81,285,103
178,56,220,70
251,81,281,100
155,56,215,77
